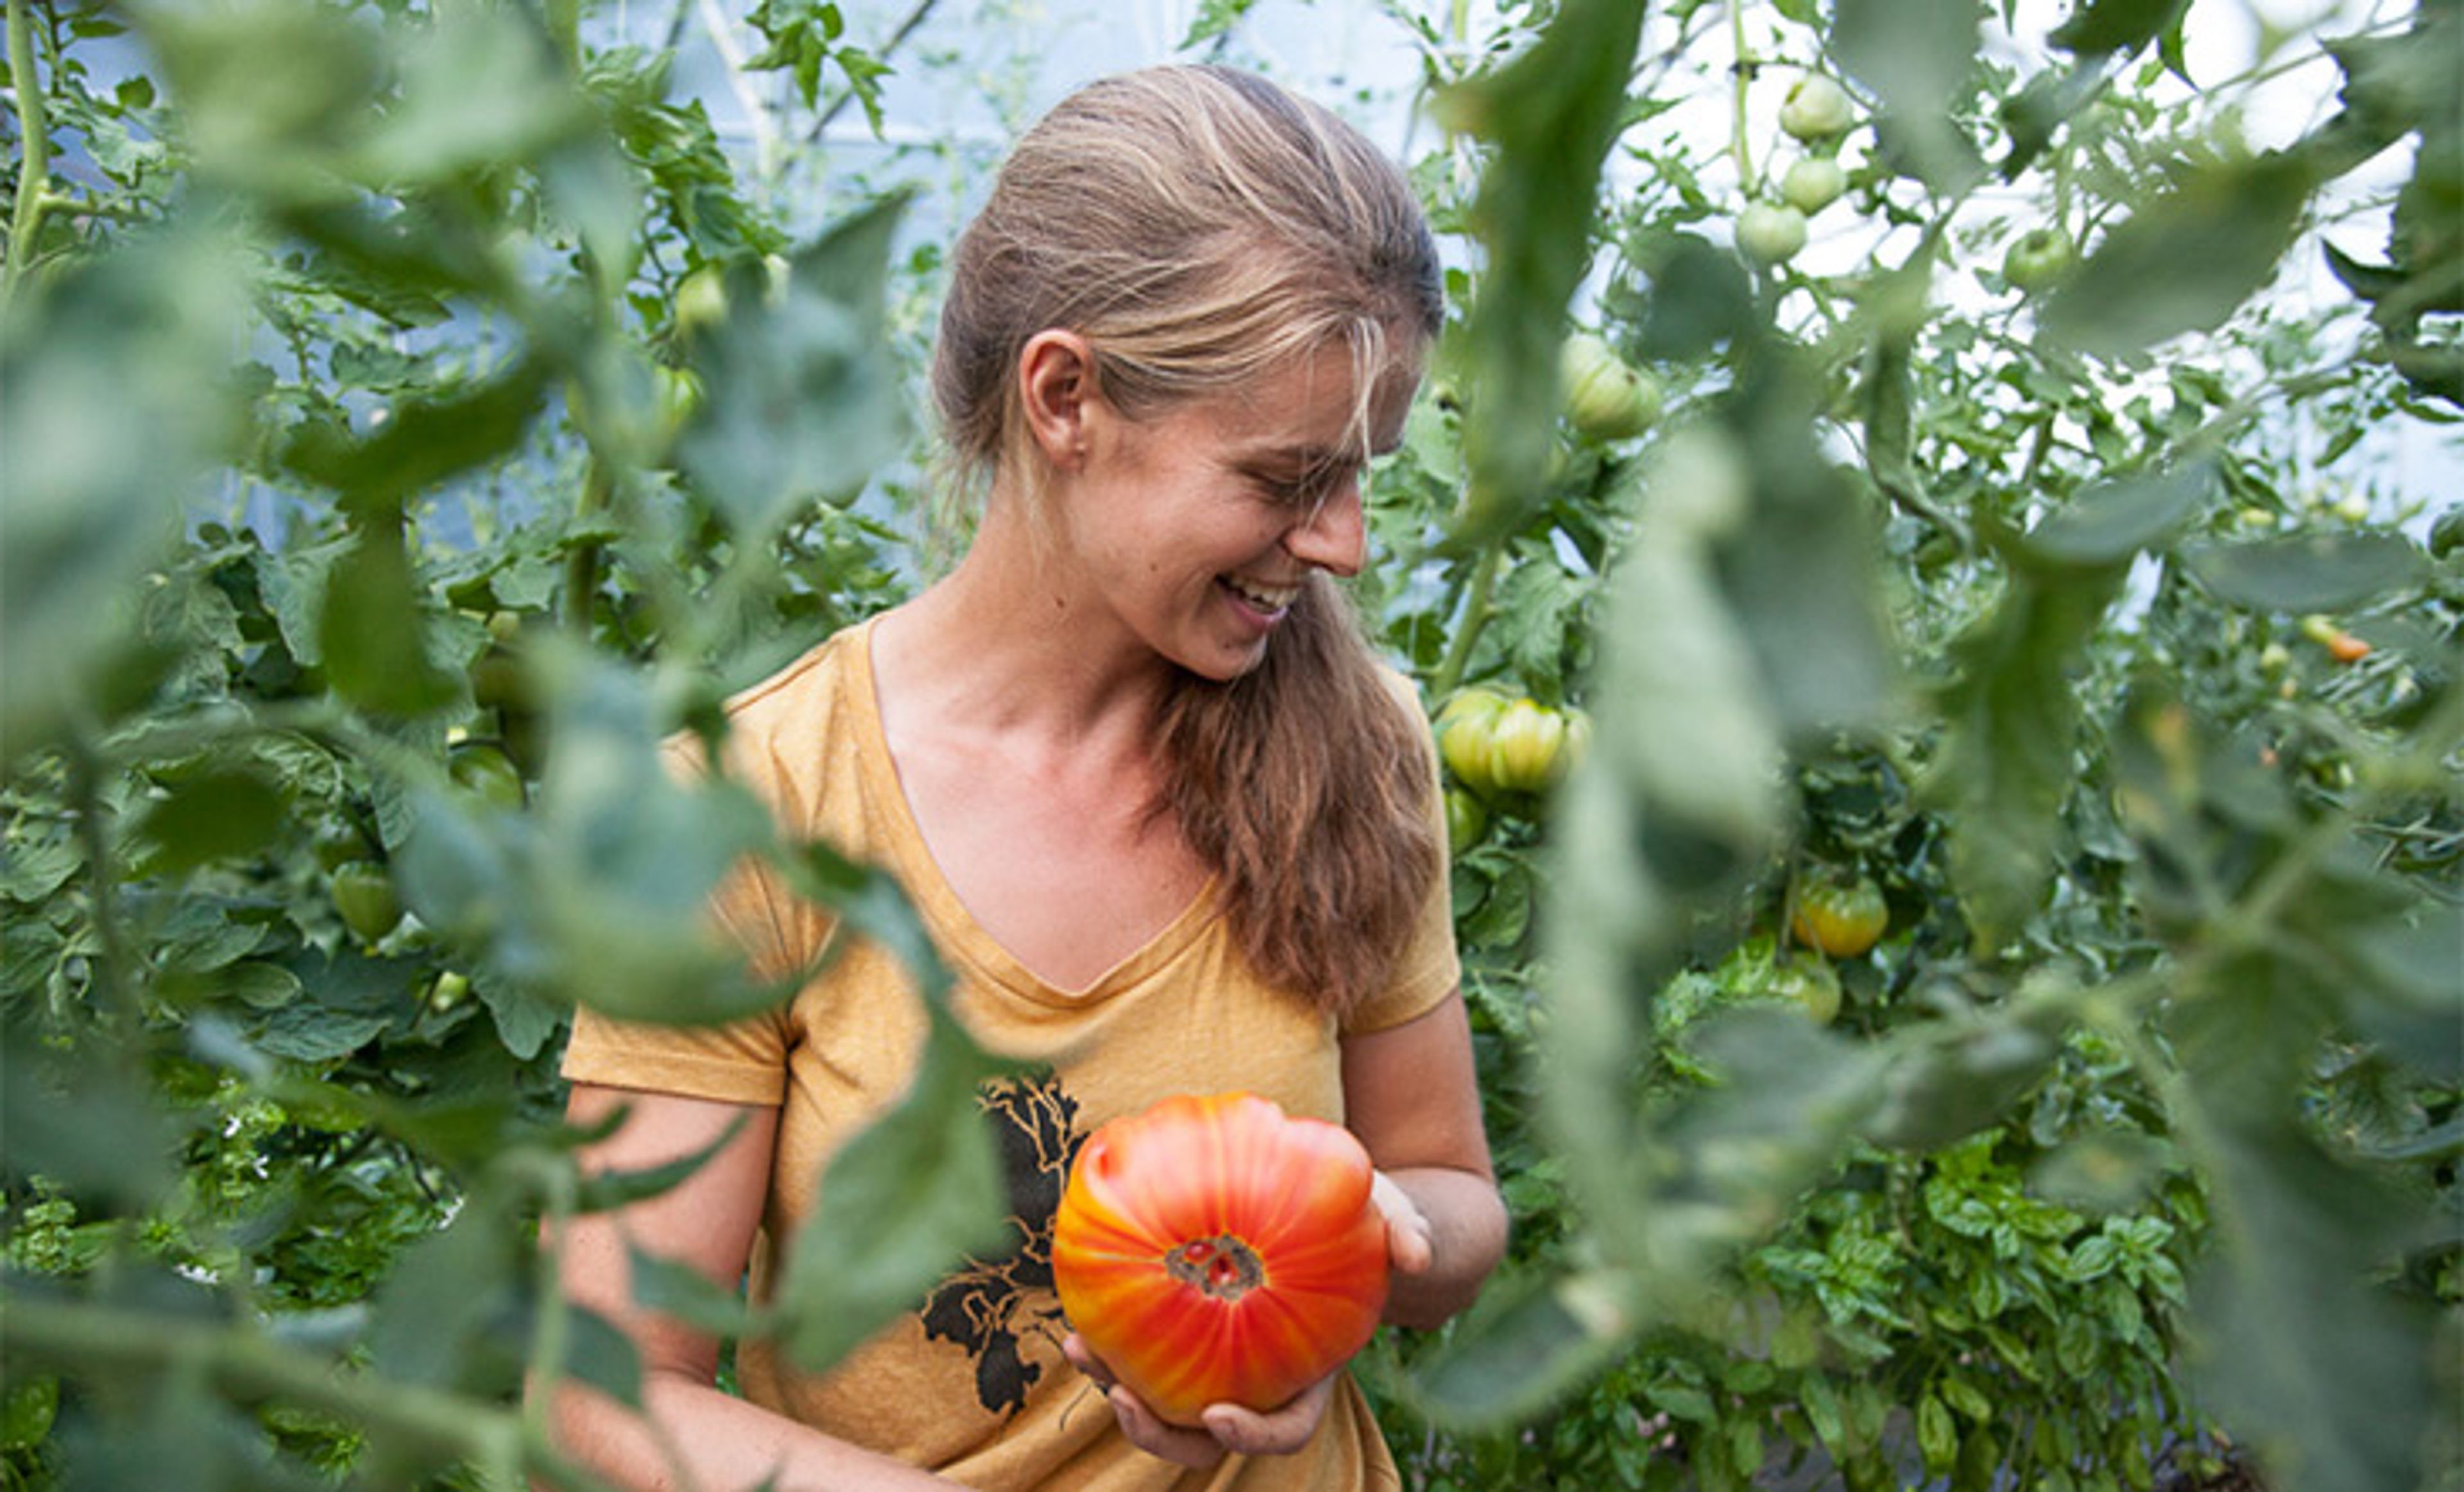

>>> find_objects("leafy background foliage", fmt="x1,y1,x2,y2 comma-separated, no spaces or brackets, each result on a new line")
3,1,2458,1491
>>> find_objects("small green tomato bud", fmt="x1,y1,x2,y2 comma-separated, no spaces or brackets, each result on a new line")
1779,156,1847,216
1779,74,1855,142
1737,202,1809,266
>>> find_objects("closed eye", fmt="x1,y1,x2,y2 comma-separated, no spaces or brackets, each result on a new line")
1254,462,1362,510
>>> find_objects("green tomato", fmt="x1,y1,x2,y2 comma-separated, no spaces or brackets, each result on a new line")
1737,202,1809,266
655,364,705,446
313,820,373,871
1768,954,1843,1025
1484,699,1570,796
1559,332,1661,442
1779,74,1854,142
1435,689,1512,789
1779,156,1847,216
428,970,471,1013
1444,788,1490,857
673,265,729,341
2430,506,2464,560
449,740,527,810
2001,227,2076,293
331,861,402,946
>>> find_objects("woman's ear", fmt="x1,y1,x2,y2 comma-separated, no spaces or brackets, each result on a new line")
1016,330,1100,471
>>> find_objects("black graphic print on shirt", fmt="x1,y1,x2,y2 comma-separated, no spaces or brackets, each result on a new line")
919,1070,1086,1418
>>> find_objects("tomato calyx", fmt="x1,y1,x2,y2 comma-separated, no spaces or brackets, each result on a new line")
1167,1235,1265,1301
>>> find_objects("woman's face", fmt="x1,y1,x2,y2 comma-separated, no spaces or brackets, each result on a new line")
1058,339,1421,683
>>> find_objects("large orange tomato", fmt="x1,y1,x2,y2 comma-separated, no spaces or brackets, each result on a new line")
1050,1092,1389,1427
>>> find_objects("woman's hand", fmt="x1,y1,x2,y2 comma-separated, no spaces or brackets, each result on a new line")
1060,1333,1338,1467
1056,1169,1435,1467
1371,1167,1436,1280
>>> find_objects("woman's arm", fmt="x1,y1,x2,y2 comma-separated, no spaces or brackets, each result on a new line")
539,1083,961,1492
1342,989,1510,1330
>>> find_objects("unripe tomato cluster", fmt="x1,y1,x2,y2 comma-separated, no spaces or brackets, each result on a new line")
1435,689,1589,811
1735,73,1858,268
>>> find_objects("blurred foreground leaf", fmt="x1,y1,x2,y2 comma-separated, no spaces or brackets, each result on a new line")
770,1002,1013,1373
0,226,253,759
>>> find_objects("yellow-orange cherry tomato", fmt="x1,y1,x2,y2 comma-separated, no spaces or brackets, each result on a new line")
1790,871,1890,959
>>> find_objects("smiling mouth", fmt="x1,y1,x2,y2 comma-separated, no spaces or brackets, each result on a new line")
1221,576,1301,616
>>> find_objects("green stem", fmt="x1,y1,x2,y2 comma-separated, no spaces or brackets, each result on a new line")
1429,542,1505,699
562,453,612,637
1729,1,1754,191
64,741,138,1031
4,0,53,305
522,1157,579,1453
0,1295,506,1470
543,0,581,65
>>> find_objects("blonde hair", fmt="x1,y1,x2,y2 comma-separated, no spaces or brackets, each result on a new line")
932,65,1445,1018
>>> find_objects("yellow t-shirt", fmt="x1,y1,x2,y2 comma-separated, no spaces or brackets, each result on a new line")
561,617,1459,1492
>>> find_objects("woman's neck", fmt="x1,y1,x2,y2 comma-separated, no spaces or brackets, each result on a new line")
873,500,1176,759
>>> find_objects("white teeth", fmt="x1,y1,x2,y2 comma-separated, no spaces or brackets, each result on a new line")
1226,578,1299,612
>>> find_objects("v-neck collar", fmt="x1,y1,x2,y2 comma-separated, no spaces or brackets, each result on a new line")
845,615,1223,1007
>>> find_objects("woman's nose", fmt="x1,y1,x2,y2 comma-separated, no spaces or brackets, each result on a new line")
1287,480,1366,577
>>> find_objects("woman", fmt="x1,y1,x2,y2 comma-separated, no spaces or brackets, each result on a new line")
545,64,1507,1491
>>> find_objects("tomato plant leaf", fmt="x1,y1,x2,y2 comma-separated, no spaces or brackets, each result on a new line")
2039,153,2319,357
782,840,952,1005
572,1113,754,1217
2019,461,2214,567
1932,559,2123,945
2175,1108,2436,1492
368,1190,529,1396
1396,1267,1640,1427
2179,532,2428,612
280,359,552,508
624,1245,755,1337
1441,0,1650,546
0,1025,177,1211
126,766,289,877
1832,0,1985,190
677,195,913,537
1715,370,1901,733
352,1,587,187
1627,232,1760,363
318,517,463,717
769,1004,1013,1374
2046,0,2192,58
0,224,250,755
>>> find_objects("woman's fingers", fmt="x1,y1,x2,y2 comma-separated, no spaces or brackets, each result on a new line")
1197,1371,1337,1459
1061,1330,1343,1464
1371,1169,1435,1276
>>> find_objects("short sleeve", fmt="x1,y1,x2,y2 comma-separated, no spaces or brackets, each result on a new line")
557,737,818,1106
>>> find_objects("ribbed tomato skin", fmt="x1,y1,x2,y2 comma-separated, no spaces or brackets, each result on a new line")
1051,1092,1390,1426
